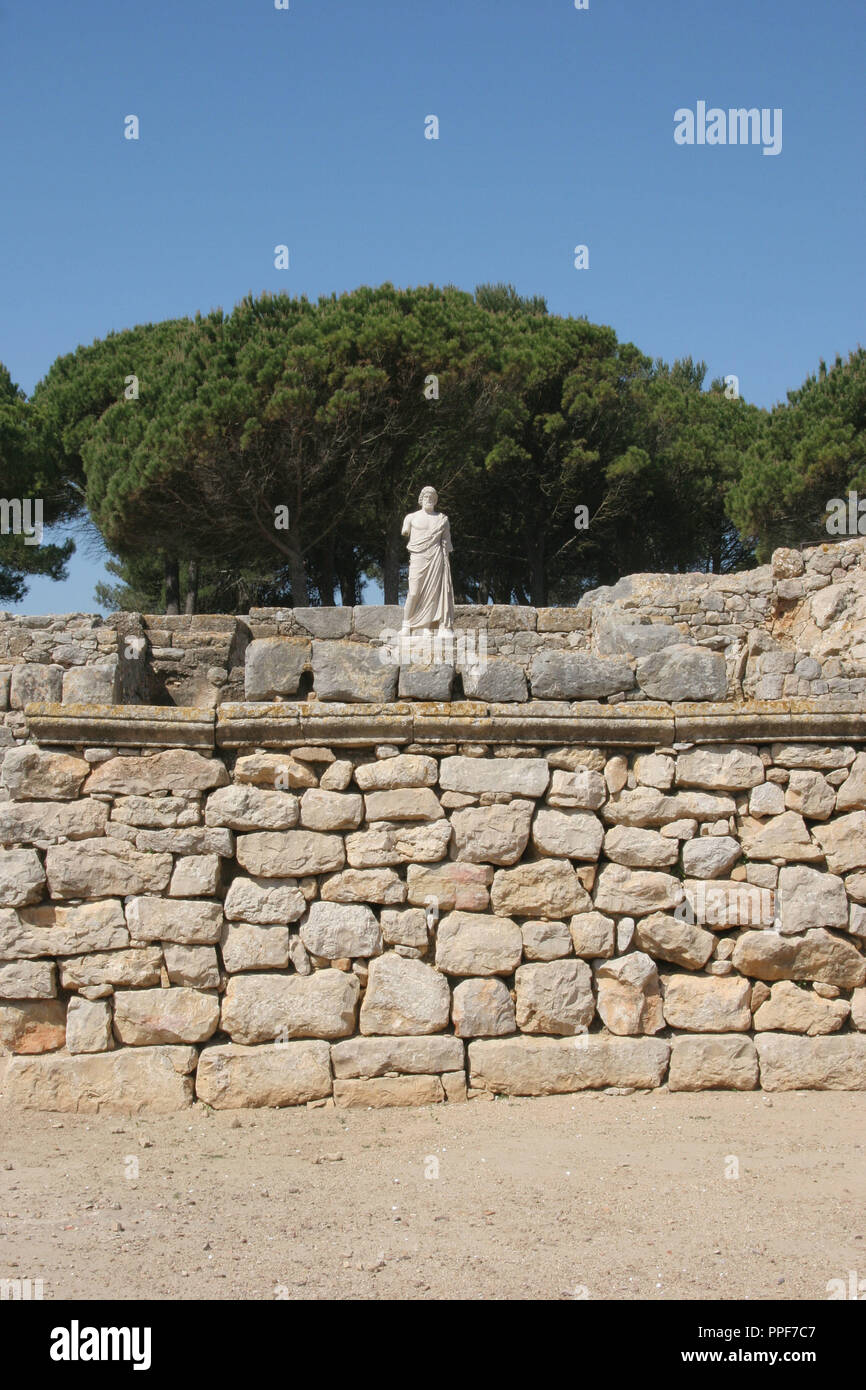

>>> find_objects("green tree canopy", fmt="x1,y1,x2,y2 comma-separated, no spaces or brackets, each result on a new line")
0,363,75,603
728,349,866,559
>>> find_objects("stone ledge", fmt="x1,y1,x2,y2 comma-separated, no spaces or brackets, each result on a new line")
24,703,216,749
22,699,866,749
673,699,866,743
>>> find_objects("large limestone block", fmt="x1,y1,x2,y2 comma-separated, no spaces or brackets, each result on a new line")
435,911,522,976
851,989,866,1031
675,746,764,791
547,768,607,811
785,770,836,821
60,948,163,991
244,637,310,699
603,825,678,870
756,1033,866,1090
813,813,866,874
62,664,121,704
195,1040,332,1108
753,980,849,1035
46,841,172,899
0,999,66,1054
468,1034,670,1094
363,788,443,822
569,911,616,959
330,1035,464,1077
633,753,675,791
64,997,112,1054
835,753,866,812
312,641,398,702
223,875,305,925
632,911,714,969
359,953,450,1035
293,608,352,638
681,836,741,880
320,868,406,905
0,960,56,998
163,943,220,989
205,785,299,831
333,1076,444,1107
439,756,550,798
236,830,345,877
0,1046,197,1112
354,755,438,791
451,978,516,1037
595,617,682,658
602,788,735,828
220,922,290,972
300,901,382,959
594,863,684,916
299,789,363,831
529,651,634,700
407,862,492,912
1,746,89,801
343,827,402,868
221,970,360,1044
661,974,752,1031
636,644,726,701
515,959,594,1035
459,657,527,703
126,896,223,945
531,808,604,861
521,919,573,960
398,663,454,700
595,952,664,1035
381,907,428,949
490,860,590,920
9,662,62,708
743,811,823,864
668,1036,758,1091
450,801,533,865
169,854,221,898
7,900,129,958
130,826,233,857
682,878,776,931
0,849,45,908
770,743,855,770
233,753,317,790
731,929,866,989
391,817,453,861
85,750,228,796
347,821,452,867
0,798,108,846
776,865,848,935
113,987,220,1045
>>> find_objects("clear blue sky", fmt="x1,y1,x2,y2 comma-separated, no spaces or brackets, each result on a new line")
2,0,863,613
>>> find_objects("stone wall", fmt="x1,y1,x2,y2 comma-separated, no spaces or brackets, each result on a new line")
3,537,865,715
1,699,865,1111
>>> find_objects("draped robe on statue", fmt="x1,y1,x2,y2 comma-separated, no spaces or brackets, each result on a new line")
401,510,455,631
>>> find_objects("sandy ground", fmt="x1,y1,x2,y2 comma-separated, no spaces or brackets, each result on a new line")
0,1091,864,1302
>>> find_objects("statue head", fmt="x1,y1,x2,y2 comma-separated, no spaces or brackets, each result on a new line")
419,486,438,513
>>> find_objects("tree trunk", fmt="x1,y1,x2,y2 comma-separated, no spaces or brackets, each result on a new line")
164,557,180,615
288,527,308,605
383,523,402,606
528,531,547,606
317,535,336,606
184,560,199,615
337,547,360,607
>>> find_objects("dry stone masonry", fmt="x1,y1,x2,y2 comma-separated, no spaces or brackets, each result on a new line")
1,537,865,1111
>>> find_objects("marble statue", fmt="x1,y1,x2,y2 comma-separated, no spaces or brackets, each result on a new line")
400,486,455,635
